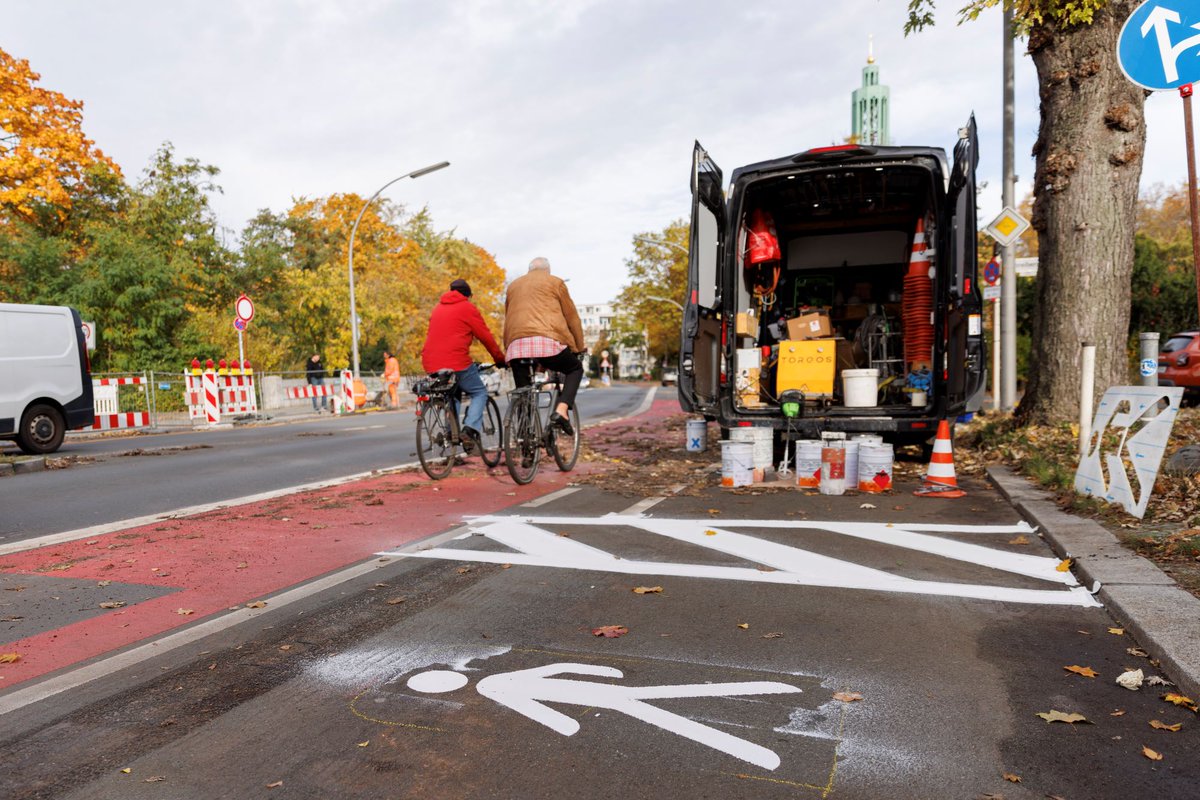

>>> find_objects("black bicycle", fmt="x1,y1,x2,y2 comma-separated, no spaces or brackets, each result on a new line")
413,364,503,480
502,361,581,485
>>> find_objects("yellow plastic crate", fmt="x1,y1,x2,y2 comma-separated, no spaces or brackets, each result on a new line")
776,339,836,397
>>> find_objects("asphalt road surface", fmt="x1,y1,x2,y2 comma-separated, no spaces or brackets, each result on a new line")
2,392,1197,799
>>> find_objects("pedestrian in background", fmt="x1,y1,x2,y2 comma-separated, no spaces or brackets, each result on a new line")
383,350,401,409
305,353,328,412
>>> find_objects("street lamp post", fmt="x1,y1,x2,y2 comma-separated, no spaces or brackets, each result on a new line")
645,295,684,311
347,161,450,378
634,235,688,256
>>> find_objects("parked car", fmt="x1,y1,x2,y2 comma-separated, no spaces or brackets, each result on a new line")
1159,331,1200,403
679,116,985,447
0,303,94,454
661,367,679,386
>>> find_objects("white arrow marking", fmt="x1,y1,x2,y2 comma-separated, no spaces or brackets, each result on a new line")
1141,5,1200,83
413,664,801,770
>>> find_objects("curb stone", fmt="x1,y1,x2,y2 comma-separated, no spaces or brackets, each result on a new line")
987,465,1200,701
11,458,46,475
0,463,13,477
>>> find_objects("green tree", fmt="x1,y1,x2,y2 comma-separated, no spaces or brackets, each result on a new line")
908,1,1147,423
613,219,688,368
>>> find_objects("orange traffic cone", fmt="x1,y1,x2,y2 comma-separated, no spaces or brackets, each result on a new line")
914,419,965,498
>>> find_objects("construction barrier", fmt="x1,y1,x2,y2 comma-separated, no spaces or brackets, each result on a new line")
285,370,355,413
184,359,259,426
80,374,152,432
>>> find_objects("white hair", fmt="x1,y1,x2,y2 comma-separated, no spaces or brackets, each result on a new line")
528,257,551,273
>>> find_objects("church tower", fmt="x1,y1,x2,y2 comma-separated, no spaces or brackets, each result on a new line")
851,36,890,145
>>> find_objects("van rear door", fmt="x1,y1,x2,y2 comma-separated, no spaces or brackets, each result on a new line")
945,115,986,408
678,141,725,415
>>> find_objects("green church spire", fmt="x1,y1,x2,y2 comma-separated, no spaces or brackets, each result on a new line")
851,36,890,145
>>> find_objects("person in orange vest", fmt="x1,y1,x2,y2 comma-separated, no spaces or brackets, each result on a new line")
382,350,401,409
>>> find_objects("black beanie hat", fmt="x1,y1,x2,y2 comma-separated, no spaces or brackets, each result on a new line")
450,278,472,297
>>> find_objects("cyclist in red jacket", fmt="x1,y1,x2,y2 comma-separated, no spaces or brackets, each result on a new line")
420,279,506,447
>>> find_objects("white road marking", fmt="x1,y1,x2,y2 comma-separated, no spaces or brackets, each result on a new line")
617,496,670,515
521,487,581,508
380,515,1100,607
408,663,800,771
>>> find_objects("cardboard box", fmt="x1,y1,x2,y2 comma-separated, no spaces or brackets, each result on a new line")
775,339,835,397
736,348,763,406
786,309,831,340
735,311,758,337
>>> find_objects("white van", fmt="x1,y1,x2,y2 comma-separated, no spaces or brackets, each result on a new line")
0,303,94,454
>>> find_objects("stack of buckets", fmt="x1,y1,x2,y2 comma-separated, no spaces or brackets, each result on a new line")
794,433,894,493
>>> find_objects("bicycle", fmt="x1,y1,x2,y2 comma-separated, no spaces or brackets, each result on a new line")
502,359,581,485
413,364,503,480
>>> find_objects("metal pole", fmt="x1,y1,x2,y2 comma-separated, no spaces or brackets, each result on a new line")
1000,6,1018,411
1079,342,1096,457
347,161,450,378
992,297,1001,411
237,329,245,368
1139,332,1160,386
1181,85,1200,328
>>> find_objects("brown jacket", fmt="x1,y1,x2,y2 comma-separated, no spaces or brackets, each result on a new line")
503,269,585,352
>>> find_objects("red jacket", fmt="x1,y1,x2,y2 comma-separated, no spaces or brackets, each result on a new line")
421,291,506,373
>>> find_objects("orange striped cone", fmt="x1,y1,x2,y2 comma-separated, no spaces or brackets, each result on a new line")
914,419,966,498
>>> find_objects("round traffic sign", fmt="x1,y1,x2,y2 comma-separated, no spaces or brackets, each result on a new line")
234,317,247,331
1118,1,1200,91
983,258,1001,286
235,294,255,322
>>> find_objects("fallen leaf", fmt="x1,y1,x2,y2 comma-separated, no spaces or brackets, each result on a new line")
761,632,784,639
1111,710,1126,716
1116,669,1144,690
279,645,293,651
99,601,126,609
832,692,863,703
592,625,628,638
1108,627,1125,635
1008,535,1030,545
235,562,248,570
1150,719,1182,732
1142,745,1163,761
0,653,20,664
706,508,721,515
120,768,132,774
97,580,111,587
386,597,406,605
1147,676,1174,687
245,601,267,609
737,623,749,629
266,780,284,788
1163,693,1198,711
1002,773,1021,783
501,563,512,569
1036,710,1090,724
1056,558,1073,572
1127,647,1150,658
859,503,876,509
704,529,718,536
632,586,663,594
1064,665,1099,678
357,740,370,747
456,566,472,574
175,608,194,616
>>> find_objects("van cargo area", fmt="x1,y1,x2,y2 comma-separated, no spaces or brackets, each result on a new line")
679,123,986,443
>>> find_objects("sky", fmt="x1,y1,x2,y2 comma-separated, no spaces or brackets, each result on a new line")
4,0,1186,305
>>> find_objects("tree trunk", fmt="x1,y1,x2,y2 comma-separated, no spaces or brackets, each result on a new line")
1017,1,1147,425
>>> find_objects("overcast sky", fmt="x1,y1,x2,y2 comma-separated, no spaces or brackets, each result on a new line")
5,0,1184,304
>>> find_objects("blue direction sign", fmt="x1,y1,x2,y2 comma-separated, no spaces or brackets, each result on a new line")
1119,1,1200,90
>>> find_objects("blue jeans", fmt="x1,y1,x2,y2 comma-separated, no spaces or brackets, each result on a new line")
307,376,328,410
455,363,488,432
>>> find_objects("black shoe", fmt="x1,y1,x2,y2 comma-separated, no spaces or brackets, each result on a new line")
460,426,481,452
549,412,574,436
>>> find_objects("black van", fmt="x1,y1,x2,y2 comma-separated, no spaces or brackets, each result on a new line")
678,116,986,446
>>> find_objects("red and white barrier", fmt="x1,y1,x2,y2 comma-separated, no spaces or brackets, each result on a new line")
286,370,355,413
184,359,258,425
86,412,151,431
80,375,152,432
94,376,145,386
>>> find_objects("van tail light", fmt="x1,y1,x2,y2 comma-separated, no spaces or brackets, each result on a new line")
1177,353,1190,367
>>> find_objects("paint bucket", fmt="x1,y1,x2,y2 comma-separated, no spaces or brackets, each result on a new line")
731,427,773,481
795,439,823,488
842,368,880,408
720,441,754,488
685,419,707,452
843,439,860,493
820,440,846,495
911,390,927,407
858,442,895,493
853,434,883,446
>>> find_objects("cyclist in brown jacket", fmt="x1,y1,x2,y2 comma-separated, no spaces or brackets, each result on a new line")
503,257,586,435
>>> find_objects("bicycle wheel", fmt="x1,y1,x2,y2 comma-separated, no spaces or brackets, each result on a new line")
504,392,540,485
478,396,503,468
547,404,581,472
416,400,457,480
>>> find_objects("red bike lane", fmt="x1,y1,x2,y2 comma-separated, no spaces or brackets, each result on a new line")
0,395,677,690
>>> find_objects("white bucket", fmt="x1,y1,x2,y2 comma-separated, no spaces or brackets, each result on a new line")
720,441,754,488
731,427,773,480
853,434,883,446
795,440,823,488
858,443,895,493
685,419,707,452
843,439,860,493
843,368,880,407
